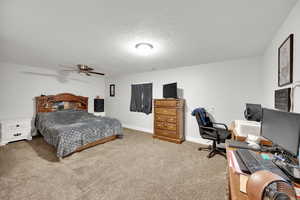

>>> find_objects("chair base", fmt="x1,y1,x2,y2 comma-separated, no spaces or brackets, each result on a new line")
198,143,226,158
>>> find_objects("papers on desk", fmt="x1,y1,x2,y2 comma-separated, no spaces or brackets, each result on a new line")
228,150,248,194
239,174,248,194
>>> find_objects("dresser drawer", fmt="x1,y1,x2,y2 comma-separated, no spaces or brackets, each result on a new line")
155,108,177,116
155,128,178,138
155,115,177,123
156,121,177,131
155,100,177,107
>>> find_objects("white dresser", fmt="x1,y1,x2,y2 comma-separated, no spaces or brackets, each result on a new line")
0,119,32,146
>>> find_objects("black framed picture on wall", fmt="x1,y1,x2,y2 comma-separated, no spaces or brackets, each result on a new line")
278,34,294,87
110,84,115,97
275,88,291,112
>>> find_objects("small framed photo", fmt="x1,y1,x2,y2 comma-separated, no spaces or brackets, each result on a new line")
110,84,115,97
278,34,294,87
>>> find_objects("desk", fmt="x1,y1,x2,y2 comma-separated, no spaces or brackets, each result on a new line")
226,146,300,200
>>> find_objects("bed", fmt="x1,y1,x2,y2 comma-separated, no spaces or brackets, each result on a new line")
35,93,122,158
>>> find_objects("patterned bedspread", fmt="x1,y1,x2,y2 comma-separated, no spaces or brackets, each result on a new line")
35,110,122,157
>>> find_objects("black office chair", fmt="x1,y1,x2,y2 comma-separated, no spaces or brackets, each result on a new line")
192,108,231,158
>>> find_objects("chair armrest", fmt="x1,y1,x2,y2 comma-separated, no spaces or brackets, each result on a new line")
200,126,217,132
200,126,220,141
212,122,228,130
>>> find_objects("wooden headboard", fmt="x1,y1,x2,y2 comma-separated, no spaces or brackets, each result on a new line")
35,93,88,113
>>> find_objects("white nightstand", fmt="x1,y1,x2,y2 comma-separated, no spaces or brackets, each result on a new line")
93,112,106,117
0,118,32,146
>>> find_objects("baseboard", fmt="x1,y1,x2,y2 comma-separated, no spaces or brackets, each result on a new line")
185,136,212,145
122,124,153,134
122,124,210,145
185,136,201,144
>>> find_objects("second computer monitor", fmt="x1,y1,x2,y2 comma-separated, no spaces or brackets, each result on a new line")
261,108,300,157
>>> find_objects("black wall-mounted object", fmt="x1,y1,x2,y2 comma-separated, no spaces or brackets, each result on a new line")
275,88,291,112
110,84,115,97
94,98,104,112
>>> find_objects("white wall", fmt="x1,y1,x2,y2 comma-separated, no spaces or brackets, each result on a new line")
106,57,262,143
262,1,300,112
0,62,105,121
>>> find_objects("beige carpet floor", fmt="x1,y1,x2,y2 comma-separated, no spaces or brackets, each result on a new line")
0,128,227,200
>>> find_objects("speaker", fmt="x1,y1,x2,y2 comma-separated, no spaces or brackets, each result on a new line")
94,99,104,112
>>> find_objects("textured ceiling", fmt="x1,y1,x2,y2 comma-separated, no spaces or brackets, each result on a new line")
0,0,298,75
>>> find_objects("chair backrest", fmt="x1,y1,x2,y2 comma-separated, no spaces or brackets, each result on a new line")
192,108,213,136
195,113,205,135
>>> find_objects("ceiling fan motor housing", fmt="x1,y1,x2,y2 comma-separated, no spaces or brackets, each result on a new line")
77,64,92,71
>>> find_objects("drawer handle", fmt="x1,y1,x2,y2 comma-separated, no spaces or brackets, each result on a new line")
13,133,22,137
16,124,20,127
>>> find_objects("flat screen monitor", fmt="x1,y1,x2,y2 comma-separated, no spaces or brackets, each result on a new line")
261,108,300,156
163,83,177,98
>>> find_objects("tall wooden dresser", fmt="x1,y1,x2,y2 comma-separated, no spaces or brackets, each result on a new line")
153,99,185,144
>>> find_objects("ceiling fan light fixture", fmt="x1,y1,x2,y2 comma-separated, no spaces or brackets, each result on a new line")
135,42,154,55
135,42,154,49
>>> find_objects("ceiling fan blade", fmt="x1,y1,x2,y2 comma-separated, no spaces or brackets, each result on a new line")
61,69,76,72
89,71,105,76
59,64,76,69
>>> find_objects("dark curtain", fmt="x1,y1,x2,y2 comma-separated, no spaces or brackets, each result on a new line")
130,84,143,112
130,83,152,114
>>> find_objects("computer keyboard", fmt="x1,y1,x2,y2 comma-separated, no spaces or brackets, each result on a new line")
236,149,290,181
233,151,250,174
236,149,263,172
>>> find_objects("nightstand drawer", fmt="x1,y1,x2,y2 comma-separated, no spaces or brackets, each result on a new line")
9,132,25,141
7,126,30,136
2,120,31,132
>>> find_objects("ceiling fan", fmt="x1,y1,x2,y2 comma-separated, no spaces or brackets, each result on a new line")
61,64,105,76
